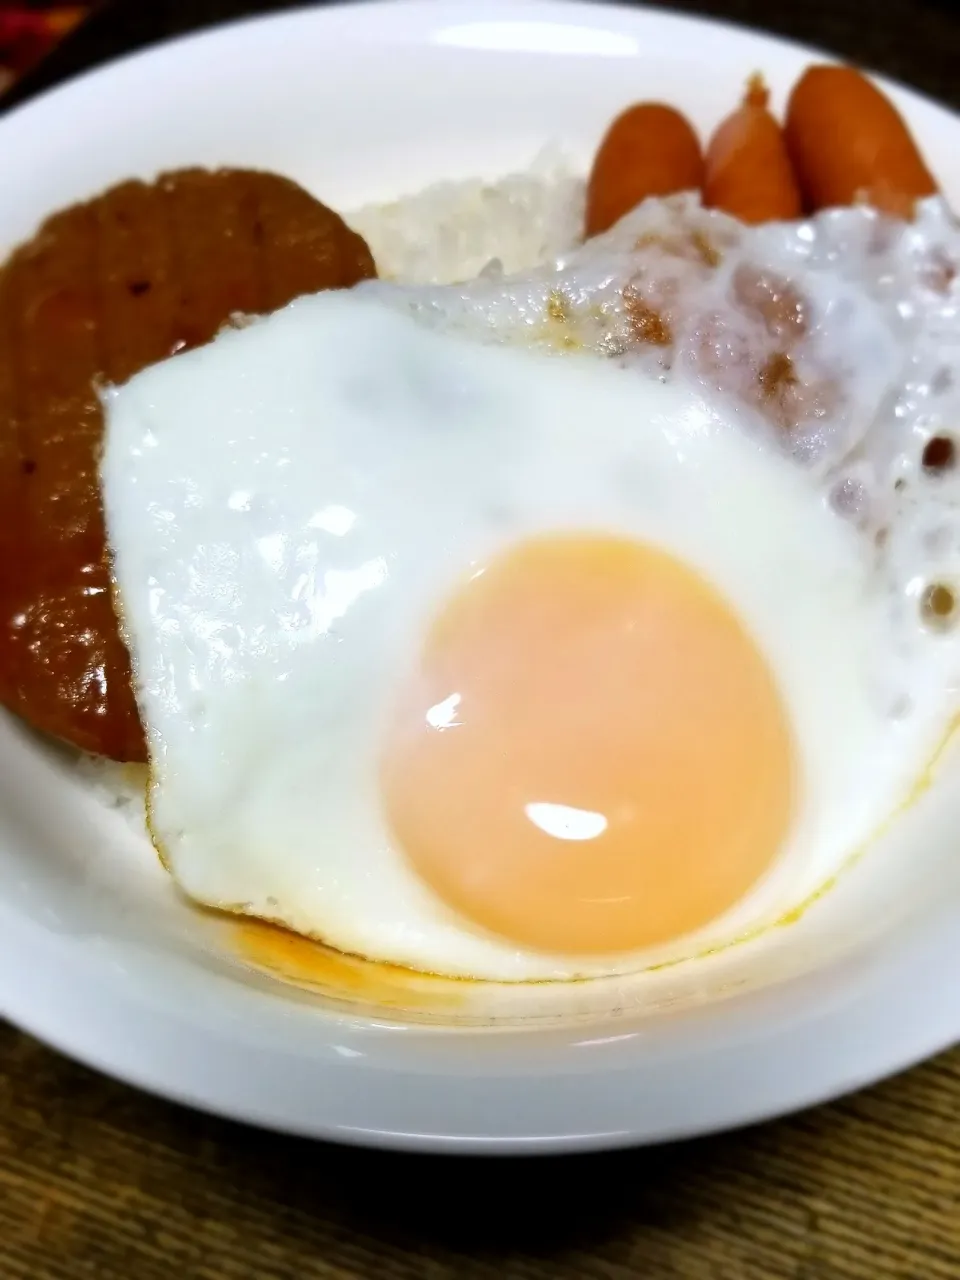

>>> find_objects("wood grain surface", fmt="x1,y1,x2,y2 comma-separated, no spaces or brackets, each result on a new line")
2,2,960,1277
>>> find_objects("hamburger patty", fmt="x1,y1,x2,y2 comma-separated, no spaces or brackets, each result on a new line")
0,168,376,761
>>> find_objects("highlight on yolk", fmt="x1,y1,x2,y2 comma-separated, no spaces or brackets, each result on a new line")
380,534,795,955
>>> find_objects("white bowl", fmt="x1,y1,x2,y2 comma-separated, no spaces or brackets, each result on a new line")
2,0,959,1153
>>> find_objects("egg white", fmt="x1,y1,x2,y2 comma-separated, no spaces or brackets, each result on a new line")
101,290,952,981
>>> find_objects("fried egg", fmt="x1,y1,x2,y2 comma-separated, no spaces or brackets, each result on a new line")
101,271,960,981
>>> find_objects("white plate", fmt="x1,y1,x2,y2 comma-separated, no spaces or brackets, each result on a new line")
2,0,960,1153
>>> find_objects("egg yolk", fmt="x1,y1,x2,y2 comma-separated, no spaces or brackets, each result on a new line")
380,534,795,955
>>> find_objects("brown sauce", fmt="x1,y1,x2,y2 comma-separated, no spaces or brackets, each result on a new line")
0,168,376,760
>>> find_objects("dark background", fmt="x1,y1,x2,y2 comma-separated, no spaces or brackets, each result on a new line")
2,3,960,1279
5,0,960,111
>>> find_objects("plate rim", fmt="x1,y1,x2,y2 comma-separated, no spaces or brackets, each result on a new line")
4,883,958,1153
2,0,959,1153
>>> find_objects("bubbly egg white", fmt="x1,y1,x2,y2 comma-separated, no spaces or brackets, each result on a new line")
101,290,954,981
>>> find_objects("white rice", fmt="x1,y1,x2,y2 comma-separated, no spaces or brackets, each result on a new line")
73,752,150,831
345,146,585,284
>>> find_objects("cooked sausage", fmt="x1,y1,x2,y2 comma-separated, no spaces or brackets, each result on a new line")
704,75,802,224
785,65,937,217
585,103,704,237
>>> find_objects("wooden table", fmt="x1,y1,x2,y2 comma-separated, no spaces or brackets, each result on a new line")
2,3,959,1277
